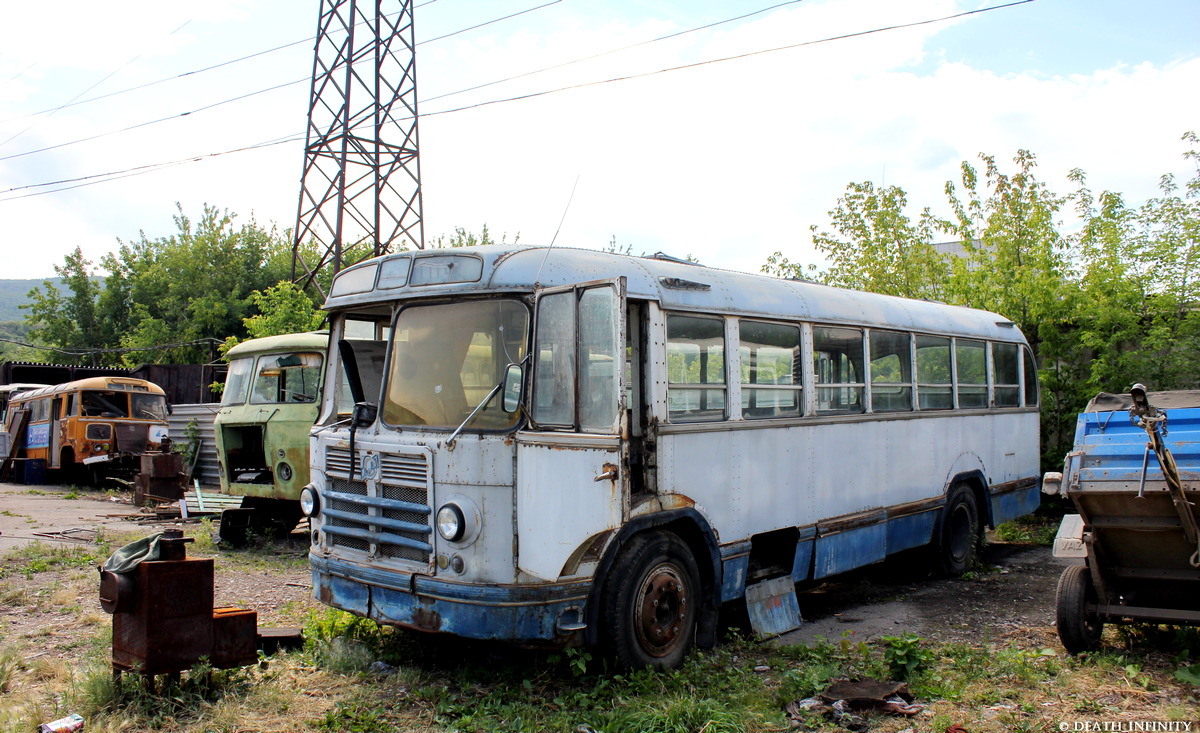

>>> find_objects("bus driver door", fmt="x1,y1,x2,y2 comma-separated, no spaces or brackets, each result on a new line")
516,279,629,582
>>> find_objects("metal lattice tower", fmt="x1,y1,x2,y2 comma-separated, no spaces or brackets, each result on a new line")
292,0,424,293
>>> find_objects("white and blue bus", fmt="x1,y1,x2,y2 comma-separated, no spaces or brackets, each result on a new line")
301,245,1040,668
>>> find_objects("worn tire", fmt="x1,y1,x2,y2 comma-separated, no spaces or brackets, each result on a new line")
601,532,700,670
1056,564,1104,654
938,485,980,576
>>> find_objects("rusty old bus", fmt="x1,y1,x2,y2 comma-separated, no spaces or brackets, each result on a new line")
300,245,1041,668
2,377,170,484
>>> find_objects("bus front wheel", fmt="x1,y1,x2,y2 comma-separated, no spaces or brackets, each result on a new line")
938,485,980,576
601,532,699,670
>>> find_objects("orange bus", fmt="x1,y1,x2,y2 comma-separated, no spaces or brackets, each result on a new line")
3,377,171,484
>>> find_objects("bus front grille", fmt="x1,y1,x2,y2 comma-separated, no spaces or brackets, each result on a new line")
323,447,433,563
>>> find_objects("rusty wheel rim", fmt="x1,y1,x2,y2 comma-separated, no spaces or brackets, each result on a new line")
634,562,689,658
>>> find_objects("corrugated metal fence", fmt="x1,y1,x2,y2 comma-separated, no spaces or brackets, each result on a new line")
168,403,221,487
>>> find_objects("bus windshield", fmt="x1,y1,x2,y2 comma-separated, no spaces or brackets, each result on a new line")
250,352,323,404
222,357,254,406
80,390,167,420
382,299,528,430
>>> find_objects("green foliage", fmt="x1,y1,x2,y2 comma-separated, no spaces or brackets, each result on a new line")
1175,662,1200,686
23,204,299,365
317,701,394,732
218,280,324,356
766,181,948,300
773,133,1200,469
879,633,934,680
0,542,103,580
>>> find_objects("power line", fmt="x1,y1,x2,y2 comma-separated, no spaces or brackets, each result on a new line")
0,336,223,357
0,135,301,201
1,0,515,127
0,1,1035,202
0,20,195,149
424,1,1036,117
422,0,807,104
0,0,564,163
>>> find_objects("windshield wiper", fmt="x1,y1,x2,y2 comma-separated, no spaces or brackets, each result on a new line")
445,381,504,450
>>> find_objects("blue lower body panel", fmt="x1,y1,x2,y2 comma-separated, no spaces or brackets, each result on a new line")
990,484,1040,526
311,554,591,643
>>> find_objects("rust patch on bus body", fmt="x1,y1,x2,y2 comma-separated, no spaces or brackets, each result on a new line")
412,607,442,631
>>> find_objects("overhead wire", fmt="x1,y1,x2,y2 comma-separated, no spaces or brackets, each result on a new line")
2,0,511,126
0,0,563,163
0,0,1035,202
424,0,1035,117
0,20,195,149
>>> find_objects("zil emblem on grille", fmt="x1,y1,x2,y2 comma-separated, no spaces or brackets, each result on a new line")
361,452,381,482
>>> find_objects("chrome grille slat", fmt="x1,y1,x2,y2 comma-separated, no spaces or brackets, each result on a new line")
323,446,431,563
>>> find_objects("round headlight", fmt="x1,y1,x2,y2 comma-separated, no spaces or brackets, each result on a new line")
299,485,319,517
277,462,294,482
436,503,465,542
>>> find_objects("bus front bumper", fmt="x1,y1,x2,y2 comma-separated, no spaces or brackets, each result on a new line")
310,554,592,644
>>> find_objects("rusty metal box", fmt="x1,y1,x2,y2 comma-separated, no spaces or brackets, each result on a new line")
112,558,214,675
211,607,259,668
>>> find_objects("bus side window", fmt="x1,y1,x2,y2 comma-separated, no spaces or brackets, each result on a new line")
955,340,988,408
813,326,864,414
666,314,726,422
868,330,913,412
916,335,953,409
992,342,1020,407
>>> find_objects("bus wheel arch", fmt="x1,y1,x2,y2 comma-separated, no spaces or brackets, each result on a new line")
586,509,721,663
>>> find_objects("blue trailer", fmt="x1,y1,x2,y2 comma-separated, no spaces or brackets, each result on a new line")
1043,387,1200,654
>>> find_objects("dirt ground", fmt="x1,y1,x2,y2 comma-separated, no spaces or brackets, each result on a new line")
2,479,1061,660
0,481,319,656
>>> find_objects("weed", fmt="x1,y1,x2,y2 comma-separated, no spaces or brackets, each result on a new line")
994,514,1059,545
317,701,393,732
26,489,45,496
62,491,80,500
880,632,934,680
601,695,754,733
0,543,102,580
0,646,18,693
1175,661,1200,686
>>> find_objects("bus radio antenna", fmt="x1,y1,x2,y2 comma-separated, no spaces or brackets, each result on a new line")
535,175,580,288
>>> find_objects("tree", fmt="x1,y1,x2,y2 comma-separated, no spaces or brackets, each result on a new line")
766,137,1200,470
764,181,948,300
24,203,298,366
23,247,111,365
219,281,326,356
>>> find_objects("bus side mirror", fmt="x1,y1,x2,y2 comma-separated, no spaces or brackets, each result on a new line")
352,402,377,427
501,364,523,414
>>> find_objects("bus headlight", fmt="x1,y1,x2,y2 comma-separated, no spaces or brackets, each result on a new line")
436,504,465,542
299,485,320,517
277,462,294,482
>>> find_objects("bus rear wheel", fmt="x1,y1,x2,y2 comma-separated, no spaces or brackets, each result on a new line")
601,532,699,670
1056,564,1104,654
937,485,980,576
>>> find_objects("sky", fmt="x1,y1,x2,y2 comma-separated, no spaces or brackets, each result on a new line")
0,0,1197,281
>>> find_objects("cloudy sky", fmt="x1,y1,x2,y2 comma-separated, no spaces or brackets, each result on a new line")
1,0,1197,280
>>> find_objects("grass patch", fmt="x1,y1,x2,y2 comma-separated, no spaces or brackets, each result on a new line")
0,543,106,580
994,513,1060,545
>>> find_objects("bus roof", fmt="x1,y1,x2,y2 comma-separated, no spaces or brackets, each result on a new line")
10,377,166,402
224,331,330,359
324,245,1027,343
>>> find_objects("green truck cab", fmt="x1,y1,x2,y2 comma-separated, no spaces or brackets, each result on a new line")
214,332,328,543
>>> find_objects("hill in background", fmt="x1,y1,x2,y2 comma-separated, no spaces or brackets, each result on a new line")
0,279,63,323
